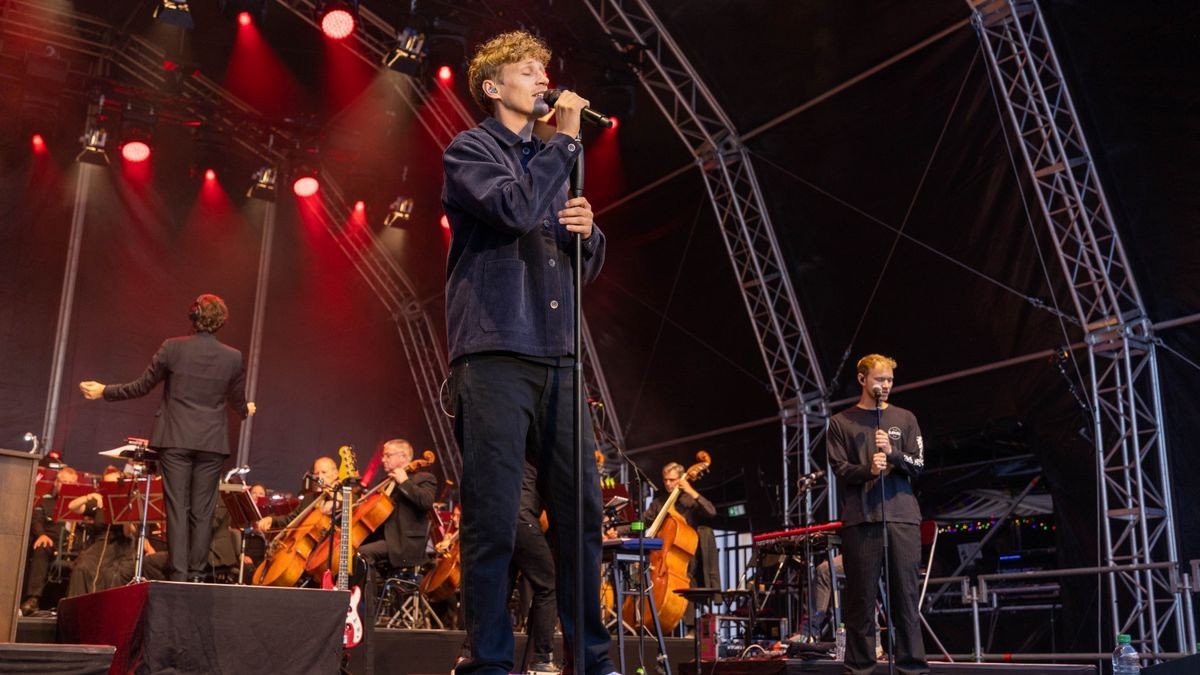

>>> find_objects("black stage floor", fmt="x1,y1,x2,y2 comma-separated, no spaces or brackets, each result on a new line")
20,615,1098,675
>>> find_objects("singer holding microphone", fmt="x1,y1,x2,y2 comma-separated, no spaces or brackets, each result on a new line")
441,31,615,675
827,354,928,675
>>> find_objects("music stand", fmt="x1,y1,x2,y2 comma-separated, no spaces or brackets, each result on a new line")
52,484,95,522
219,482,264,584
99,440,163,584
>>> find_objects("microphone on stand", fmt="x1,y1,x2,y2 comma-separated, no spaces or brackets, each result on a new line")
542,89,616,128
797,468,825,485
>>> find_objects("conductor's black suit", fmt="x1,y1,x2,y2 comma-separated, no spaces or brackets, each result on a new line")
103,331,251,581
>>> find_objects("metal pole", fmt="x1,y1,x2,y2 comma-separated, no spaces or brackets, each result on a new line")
235,201,276,467
42,165,94,451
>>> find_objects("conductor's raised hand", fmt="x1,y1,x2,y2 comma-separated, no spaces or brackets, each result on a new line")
558,197,594,240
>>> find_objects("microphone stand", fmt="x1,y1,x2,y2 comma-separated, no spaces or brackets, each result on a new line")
569,133,586,675
876,395,896,675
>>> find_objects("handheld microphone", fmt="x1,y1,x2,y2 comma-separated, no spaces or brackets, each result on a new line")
872,385,883,401
542,89,615,128
797,468,825,485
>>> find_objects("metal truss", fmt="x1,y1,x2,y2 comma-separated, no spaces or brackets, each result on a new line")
579,0,829,525
968,0,1184,656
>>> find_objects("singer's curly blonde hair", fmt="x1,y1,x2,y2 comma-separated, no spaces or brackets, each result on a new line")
856,354,898,375
467,30,551,113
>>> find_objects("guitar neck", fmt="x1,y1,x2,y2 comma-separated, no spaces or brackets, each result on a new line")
337,484,352,590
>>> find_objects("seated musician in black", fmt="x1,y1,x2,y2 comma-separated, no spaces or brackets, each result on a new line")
644,461,720,631
358,439,437,574
66,468,148,596
22,466,80,615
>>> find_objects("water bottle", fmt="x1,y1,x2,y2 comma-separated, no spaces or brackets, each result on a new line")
1112,634,1140,674
834,623,846,661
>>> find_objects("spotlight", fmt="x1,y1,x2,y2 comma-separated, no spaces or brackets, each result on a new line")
204,169,217,181
76,127,109,166
221,0,267,26
118,103,156,164
354,200,365,212
383,196,414,228
31,134,46,152
437,65,453,82
154,0,194,29
383,27,427,76
121,141,151,163
246,166,277,202
316,1,358,40
291,161,320,197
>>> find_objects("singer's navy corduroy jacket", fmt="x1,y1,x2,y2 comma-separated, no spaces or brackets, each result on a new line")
442,117,605,363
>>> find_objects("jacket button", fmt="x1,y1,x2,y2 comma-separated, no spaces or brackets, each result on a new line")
542,219,550,228
550,300,559,309
548,259,556,267
567,143,577,152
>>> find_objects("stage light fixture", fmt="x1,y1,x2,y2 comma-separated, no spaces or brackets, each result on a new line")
316,1,358,40
220,0,268,26
76,127,109,166
291,162,320,197
437,65,453,82
384,196,415,228
205,169,217,181
32,134,46,152
118,103,157,164
121,141,151,163
246,166,277,202
154,0,194,29
383,27,427,76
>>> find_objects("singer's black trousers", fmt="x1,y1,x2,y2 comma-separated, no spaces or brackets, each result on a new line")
841,521,928,675
451,354,613,675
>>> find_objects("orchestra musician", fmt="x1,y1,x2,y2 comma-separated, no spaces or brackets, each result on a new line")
357,439,437,574
21,466,80,615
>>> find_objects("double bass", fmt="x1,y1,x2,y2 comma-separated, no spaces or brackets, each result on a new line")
419,504,461,602
306,450,437,577
622,450,712,633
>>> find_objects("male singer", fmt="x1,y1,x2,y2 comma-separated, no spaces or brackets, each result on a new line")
80,294,255,583
827,354,928,675
442,30,613,675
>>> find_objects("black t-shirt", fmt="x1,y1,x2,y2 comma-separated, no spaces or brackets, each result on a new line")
827,403,924,526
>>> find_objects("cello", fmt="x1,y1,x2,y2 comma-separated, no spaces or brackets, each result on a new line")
306,450,437,577
419,504,461,602
252,478,335,587
622,450,711,633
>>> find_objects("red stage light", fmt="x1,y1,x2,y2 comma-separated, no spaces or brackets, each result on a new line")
31,134,46,151
354,200,365,211
440,214,450,230
608,116,619,130
320,9,355,40
293,176,320,197
437,65,453,82
205,169,217,181
121,141,151,163
238,12,252,26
